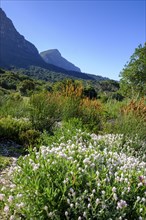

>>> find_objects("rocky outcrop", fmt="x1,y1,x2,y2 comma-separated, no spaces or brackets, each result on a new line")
40,49,81,72
0,8,45,68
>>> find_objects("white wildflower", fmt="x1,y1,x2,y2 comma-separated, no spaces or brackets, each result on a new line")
138,182,143,187
83,212,86,217
117,200,127,209
65,211,68,216
70,203,74,208
112,187,116,192
8,195,14,203
10,215,15,220
96,198,100,205
0,193,5,201
44,206,48,211
113,193,118,201
4,205,9,214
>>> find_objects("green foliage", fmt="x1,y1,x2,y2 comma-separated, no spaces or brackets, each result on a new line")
62,96,81,121
120,43,146,98
0,156,11,171
0,94,29,118
15,66,80,82
40,118,85,146
29,92,62,132
103,111,146,157
0,65,146,219
79,98,103,133
0,69,47,96
18,79,35,95
103,99,127,119
19,129,41,147
83,86,97,99
0,116,32,142
90,80,120,97
111,92,124,101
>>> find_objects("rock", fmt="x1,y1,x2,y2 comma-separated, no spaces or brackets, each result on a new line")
40,49,81,72
0,8,45,68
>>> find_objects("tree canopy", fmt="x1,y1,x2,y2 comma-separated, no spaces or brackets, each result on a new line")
120,43,146,98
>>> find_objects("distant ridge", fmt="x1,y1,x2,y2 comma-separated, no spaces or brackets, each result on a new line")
0,8,110,81
40,49,81,72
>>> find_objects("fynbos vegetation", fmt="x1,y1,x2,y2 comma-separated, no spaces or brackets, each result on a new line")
0,44,146,219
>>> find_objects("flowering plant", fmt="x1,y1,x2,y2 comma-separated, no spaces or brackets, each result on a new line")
0,128,146,219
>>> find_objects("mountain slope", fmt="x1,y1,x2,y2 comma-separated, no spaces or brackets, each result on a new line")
40,49,81,72
0,8,95,80
0,8,109,81
0,8,46,68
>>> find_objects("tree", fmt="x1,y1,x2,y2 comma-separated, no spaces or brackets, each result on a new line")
18,80,35,95
120,43,146,98
83,86,97,99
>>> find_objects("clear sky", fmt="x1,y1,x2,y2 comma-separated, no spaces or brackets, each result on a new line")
1,0,146,80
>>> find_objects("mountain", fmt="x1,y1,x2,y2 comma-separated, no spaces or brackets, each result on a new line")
40,49,81,72
0,8,109,81
87,74,109,81
0,8,46,68
0,8,95,80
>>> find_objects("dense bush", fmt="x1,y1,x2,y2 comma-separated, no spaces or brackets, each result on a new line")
19,129,41,147
121,98,146,121
0,94,29,119
62,96,81,121
102,98,146,156
0,116,32,142
29,92,62,132
79,98,103,133
18,80,35,96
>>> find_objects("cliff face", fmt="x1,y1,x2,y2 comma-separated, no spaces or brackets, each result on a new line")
0,8,45,68
0,8,95,81
40,49,81,72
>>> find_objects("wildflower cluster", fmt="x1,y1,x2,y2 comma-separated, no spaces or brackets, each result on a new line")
0,130,146,219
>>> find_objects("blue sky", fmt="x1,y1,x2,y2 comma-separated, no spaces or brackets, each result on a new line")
1,0,146,80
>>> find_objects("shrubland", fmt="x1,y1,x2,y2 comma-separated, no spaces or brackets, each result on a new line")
0,44,146,219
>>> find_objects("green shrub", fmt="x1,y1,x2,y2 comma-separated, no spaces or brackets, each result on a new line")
29,92,62,132
0,116,32,142
40,118,85,146
18,80,35,96
0,156,11,171
103,99,127,120
0,94,29,118
19,129,41,147
62,96,81,121
103,112,146,155
79,98,103,133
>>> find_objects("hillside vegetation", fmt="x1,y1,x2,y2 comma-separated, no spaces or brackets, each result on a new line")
0,44,146,219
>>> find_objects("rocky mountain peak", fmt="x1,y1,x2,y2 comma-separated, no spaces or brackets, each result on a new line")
40,49,81,72
0,9,96,80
